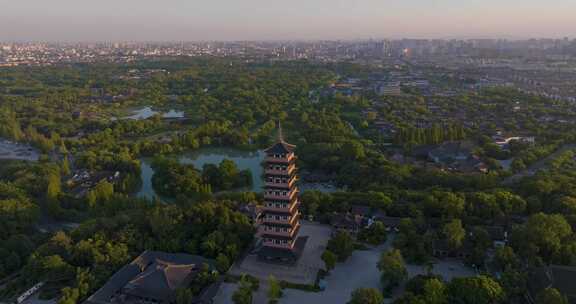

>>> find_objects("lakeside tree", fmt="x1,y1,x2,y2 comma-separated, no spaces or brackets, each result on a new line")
321,250,337,272
447,276,504,304
510,213,573,264
267,275,282,304
378,249,408,292
358,221,387,245
326,231,355,262
442,219,465,251
46,172,61,201
175,288,194,304
46,172,63,217
535,288,568,304
0,182,40,237
152,157,251,198
216,253,230,273
87,181,114,209
393,218,431,264
397,276,448,304
61,156,71,176
233,275,255,304
423,278,448,304
348,288,384,304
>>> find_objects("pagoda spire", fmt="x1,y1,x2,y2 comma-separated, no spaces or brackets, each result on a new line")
277,120,284,143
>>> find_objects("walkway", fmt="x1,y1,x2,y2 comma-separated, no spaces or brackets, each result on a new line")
502,143,576,185
215,234,475,304
280,237,474,304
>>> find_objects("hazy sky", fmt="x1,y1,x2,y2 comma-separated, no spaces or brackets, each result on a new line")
1,0,575,41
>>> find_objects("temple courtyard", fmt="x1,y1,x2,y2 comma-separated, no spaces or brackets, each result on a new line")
228,221,332,285
278,245,476,303
215,233,476,304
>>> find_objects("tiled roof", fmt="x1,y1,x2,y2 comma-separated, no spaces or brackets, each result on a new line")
264,141,296,154
84,251,216,304
122,259,195,302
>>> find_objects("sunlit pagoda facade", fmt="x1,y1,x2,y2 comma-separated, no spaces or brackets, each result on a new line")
257,124,306,263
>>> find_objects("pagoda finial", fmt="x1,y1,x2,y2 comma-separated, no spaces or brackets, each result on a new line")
277,120,284,143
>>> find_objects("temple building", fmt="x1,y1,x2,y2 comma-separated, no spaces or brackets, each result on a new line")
257,124,306,263
84,251,220,304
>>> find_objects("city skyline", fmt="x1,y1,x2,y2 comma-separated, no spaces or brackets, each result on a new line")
0,0,575,41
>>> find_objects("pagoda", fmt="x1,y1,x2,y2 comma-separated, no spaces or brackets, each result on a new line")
257,123,306,263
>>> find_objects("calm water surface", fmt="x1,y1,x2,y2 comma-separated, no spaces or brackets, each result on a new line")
136,147,340,200
136,148,265,199
123,106,185,120
0,139,40,161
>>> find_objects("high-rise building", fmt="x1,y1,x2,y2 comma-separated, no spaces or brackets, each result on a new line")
257,125,305,263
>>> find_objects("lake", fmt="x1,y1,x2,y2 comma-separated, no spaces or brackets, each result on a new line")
0,139,40,161
136,148,265,199
136,147,340,200
120,106,185,120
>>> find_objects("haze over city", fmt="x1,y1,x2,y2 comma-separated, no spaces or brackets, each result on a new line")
3,1,576,304
1,0,575,41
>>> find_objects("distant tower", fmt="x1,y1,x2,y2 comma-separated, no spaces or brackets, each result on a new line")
257,122,305,263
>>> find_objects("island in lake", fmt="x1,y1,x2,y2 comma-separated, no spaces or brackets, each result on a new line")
136,147,339,199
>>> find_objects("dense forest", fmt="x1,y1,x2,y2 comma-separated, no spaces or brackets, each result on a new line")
1,57,576,303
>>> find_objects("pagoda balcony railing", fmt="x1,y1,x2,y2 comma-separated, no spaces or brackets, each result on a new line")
262,200,299,214
263,189,299,201
265,154,296,164
259,228,291,237
264,165,296,176
262,205,292,213
264,176,298,189
262,217,291,225
260,222,301,238
262,213,300,226
263,230,291,237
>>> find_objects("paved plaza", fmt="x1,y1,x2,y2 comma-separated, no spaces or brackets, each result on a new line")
216,233,476,304
280,237,476,304
228,221,332,285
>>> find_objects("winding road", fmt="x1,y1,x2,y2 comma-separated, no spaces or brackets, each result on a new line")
502,144,576,185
